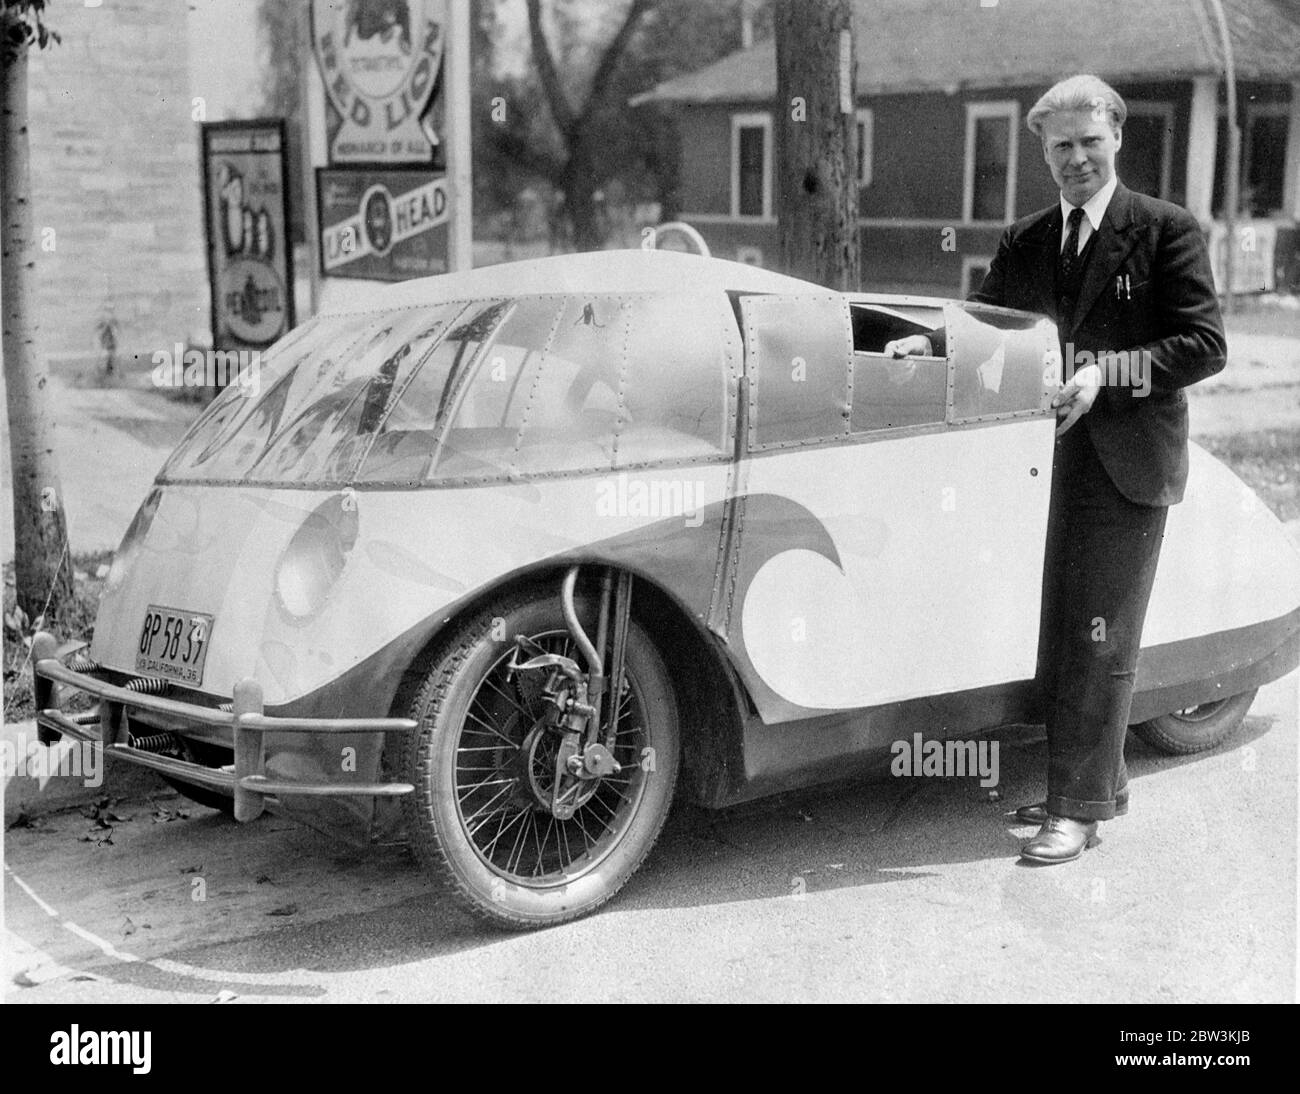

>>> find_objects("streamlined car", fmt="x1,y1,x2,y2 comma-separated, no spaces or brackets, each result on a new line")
34,251,1300,929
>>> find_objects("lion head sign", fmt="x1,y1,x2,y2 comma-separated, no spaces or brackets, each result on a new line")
311,0,447,163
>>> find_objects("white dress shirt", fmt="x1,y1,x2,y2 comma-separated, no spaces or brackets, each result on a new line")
1060,174,1118,254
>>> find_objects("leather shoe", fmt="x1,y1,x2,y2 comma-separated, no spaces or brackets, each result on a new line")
1014,789,1128,825
1019,815,1097,864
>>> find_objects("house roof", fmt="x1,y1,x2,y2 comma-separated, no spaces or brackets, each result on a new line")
632,0,1300,105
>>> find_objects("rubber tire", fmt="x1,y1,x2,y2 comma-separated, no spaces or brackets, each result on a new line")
400,589,679,930
1132,688,1258,755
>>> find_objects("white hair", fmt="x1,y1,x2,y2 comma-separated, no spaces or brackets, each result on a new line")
1027,75,1127,136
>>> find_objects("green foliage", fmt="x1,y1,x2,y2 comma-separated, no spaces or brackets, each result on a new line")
3,551,110,722
1,0,61,61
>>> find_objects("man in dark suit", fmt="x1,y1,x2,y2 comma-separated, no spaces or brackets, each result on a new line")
886,74,1226,863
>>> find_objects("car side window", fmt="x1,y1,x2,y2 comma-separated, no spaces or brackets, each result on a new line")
435,296,626,479
428,297,569,481
619,293,738,465
247,308,444,483
850,353,948,431
352,301,498,484
164,293,739,487
741,295,852,449
946,303,1057,423
847,302,949,432
430,293,735,482
160,314,375,481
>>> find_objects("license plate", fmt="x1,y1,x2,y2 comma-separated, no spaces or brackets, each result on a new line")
136,606,214,686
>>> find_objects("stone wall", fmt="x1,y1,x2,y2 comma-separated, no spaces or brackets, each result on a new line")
25,0,207,369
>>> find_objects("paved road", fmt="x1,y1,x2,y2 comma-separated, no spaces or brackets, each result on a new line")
6,671,1294,1003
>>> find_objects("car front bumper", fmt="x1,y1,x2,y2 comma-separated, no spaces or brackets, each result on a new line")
31,632,417,822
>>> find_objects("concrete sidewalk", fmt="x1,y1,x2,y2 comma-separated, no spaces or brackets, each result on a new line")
0,370,198,564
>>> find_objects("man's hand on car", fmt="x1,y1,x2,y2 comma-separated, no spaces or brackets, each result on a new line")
883,334,934,358
1052,363,1102,436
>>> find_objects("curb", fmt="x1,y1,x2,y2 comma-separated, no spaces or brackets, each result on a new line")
2,719,169,825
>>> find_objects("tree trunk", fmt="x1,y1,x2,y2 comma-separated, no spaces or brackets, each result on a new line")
562,142,604,251
774,0,859,290
2,25,75,621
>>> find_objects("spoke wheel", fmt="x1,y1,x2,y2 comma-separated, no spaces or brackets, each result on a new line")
400,588,679,929
1132,688,1257,755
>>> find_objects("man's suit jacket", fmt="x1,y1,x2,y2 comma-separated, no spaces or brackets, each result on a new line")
936,183,1227,507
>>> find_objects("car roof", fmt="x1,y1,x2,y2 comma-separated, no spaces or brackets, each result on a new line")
317,250,825,314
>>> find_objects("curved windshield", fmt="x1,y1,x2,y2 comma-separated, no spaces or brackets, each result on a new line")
160,293,736,486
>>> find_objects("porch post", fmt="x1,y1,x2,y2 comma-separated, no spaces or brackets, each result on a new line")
1185,75,1219,223
1283,81,1300,221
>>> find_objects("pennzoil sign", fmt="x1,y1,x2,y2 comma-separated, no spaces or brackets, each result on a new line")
311,0,446,164
200,120,294,351
318,168,450,280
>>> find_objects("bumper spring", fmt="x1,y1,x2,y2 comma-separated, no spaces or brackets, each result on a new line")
68,656,101,674
128,732,176,754
122,676,169,696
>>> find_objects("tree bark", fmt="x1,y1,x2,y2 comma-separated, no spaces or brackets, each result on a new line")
774,0,859,290
2,22,75,620
561,142,604,251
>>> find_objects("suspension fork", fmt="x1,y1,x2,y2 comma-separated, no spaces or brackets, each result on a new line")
604,571,633,750
558,564,633,749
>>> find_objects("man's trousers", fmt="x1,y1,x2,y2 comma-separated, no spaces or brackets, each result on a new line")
1038,420,1169,822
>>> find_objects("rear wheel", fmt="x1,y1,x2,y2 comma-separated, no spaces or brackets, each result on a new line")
400,589,679,930
1132,689,1258,755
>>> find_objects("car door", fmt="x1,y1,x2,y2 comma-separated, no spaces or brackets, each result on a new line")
716,293,1061,722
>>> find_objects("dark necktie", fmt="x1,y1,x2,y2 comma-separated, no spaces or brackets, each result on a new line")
1060,206,1085,280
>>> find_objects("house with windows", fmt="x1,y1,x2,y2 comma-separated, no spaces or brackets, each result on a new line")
633,0,1300,296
